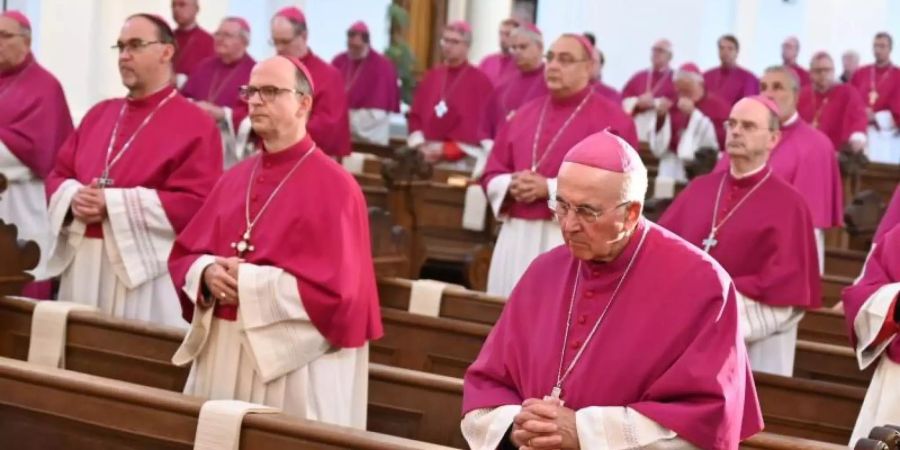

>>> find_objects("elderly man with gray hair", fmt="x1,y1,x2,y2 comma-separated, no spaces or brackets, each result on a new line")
715,65,844,274
182,17,256,167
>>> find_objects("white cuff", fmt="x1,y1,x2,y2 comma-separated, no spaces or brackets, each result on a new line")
182,254,217,304
853,282,900,369
486,174,513,219
547,177,558,203
103,187,176,288
737,291,801,343
622,97,638,113
461,405,521,450
575,406,684,450
407,130,425,148
44,179,86,278
850,131,867,145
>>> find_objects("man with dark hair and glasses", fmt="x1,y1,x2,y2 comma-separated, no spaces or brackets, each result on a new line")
331,21,400,147
169,55,381,426
43,13,222,329
0,10,73,299
182,17,256,167
171,0,214,86
464,130,762,450
480,34,636,297
661,95,820,377
270,7,350,159
407,20,493,172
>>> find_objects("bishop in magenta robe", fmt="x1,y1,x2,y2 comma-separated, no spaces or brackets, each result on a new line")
171,0,214,84
799,52,868,152
478,18,520,86
704,35,759,106
849,33,900,163
782,37,811,87
622,39,678,143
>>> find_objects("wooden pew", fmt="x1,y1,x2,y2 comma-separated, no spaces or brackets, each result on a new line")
823,274,854,307
0,356,451,450
825,248,868,278
369,207,412,278
0,297,846,449
799,308,849,347
0,220,39,297
794,340,874,388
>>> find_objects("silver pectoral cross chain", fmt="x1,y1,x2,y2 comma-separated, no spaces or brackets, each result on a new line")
702,232,719,252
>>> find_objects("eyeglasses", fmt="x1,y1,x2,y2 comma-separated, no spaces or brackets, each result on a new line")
544,52,589,66
239,85,307,103
0,31,25,40
112,39,163,54
547,199,630,223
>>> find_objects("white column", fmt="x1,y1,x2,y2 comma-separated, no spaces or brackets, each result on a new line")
466,0,511,63
446,0,467,23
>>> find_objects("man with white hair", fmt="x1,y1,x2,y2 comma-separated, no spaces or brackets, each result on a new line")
661,96,821,377
481,22,546,140
408,21,493,171
463,130,762,450
781,36,811,87
181,17,256,167
841,50,860,83
798,51,868,152
622,39,677,142
0,10,73,298
649,63,728,184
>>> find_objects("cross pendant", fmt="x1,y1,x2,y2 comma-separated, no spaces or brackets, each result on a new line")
434,100,448,118
230,230,255,256
97,172,114,188
549,386,562,399
702,232,718,252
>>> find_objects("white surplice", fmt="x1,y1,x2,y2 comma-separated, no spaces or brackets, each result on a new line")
350,108,391,146
738,291,803,376
649,107,720,185
45,179,186,329
461,404,698,450
484,174,565,297
173,257,369,429
866,111,900,164
848,280,900,444
0,141,52,279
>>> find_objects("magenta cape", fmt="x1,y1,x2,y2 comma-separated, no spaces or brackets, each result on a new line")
715,118,844,229
668,93,729,151
301,50,351,158
591,79,622,104
331,49,400,112
875,186,900,243
481,65,547,139
0,53,73,178
408,62,494,146
621,68,677,102
481,87,638,221
181,53,256,132
478,52,517,86
168,133,383,348
797,84,868,151
850,64,900,123
45,86,223,234
659,168,821,308
704,65,760,106
462,220,764,449
786,62,811,87
842,224,900,363
175,26,215,76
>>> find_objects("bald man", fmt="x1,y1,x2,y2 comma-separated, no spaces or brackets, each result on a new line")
0,10,73,298
171,0,214,85
44,14,222,328
622,39,677,143
781,36,811,87
170,55,381,426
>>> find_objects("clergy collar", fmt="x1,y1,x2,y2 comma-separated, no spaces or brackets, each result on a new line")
729,162,769,186
126,84,176,108
782,112,799,127
582,217,647,275
551,84,592,106
445,60,468,71
350,47,370,61
176,23,198,32
0,51,32,77
260,133,316,165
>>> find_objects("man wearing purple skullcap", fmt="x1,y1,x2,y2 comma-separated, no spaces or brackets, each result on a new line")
463,130,763,449
331,20,400,146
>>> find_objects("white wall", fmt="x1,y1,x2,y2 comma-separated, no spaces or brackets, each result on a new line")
7,0,899,121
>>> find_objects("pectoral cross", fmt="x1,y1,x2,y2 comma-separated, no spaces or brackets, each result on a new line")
230,230,255,256
97,170,114,188
434,100,448,118
869,90,879,106
549,386,562,400
702,231,718,252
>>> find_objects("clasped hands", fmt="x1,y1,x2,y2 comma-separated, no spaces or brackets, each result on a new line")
71,179,108,224
509,171,549,204
202,257,242,305
511,397,580,450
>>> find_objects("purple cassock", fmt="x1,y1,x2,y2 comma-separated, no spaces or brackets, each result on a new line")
704,65,760,107
0,52,73,179
621,68,677,104
408,62,494,146
842,224,900,364
481,64,547,139
465,131,763,450
301,50,352,158
875,186,900,243
181,53,256,132
659,167,822,309
797,83,868,151
591,79,622,104
479,52,517,86
174,26,215,77
786,62,811,87
850,64,900,123
715,117,844,229
331,49,401,112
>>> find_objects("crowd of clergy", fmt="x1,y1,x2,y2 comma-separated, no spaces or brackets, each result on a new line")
0,1,899,448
